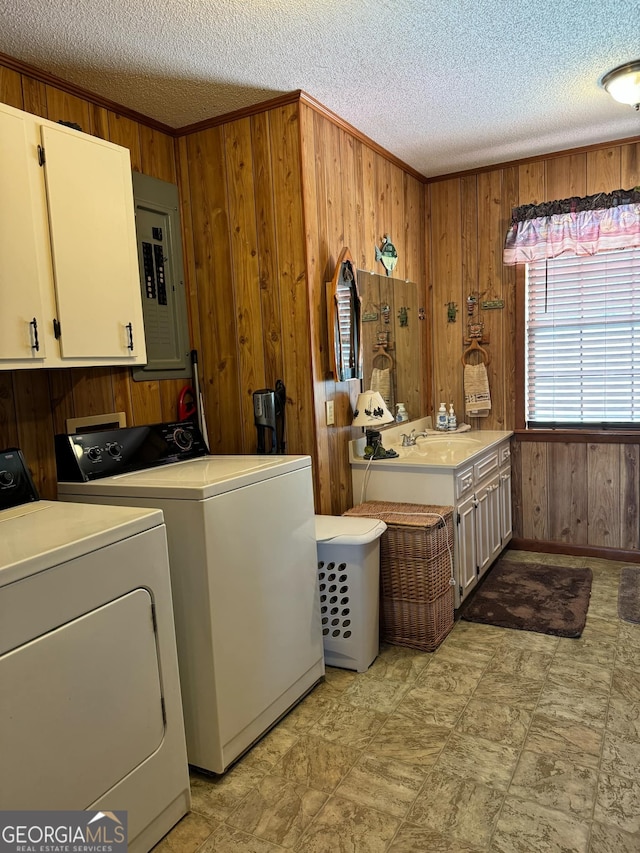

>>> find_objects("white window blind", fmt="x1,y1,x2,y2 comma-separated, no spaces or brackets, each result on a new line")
526,246,640,427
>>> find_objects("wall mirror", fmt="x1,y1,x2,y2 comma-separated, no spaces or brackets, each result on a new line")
327,248,363,382
357,269,421,422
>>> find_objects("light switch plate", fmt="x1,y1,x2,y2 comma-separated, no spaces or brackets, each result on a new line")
326,400,335,425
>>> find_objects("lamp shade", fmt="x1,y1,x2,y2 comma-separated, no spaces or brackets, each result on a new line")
601,60,640,109
352,390,395,427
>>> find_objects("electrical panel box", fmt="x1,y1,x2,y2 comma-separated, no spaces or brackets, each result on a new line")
131,172,191,381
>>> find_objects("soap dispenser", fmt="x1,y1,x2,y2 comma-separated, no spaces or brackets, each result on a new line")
436,402,448,431
395,403,409,423
447,403,457,431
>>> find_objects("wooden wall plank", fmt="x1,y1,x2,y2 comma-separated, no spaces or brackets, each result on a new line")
45,87,93,132
548,443,588,544
475,170,505,430
185,127,241,453
430,179,461,415
21,77,47,116
545,153,586,200
108,113,142,170
0,66,23,107
0,374,19,449
13,371,56,499
500,166,518,431
140,125,177,182
224,117,265,451
587,443,620,548
252,111,284,390
520,441,549,539
622,143,640,186
269,104,315,456
586,146,621,194
518,161,545,205
620,444,639,551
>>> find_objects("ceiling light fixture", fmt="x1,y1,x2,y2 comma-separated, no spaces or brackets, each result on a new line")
600,60,640,110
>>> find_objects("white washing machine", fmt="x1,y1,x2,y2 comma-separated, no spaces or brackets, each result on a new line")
0,448,190,853
56,421,325,774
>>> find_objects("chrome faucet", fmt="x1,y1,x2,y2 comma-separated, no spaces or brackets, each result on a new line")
400,429,429,446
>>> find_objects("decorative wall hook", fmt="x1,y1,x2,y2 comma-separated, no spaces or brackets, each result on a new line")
418,307,426,321
398,306,408,327
446,302,458,322
375,235,398,276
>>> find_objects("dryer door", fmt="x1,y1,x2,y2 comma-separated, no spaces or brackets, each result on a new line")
1,589,164,808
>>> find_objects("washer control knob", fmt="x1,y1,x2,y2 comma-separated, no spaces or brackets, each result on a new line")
172,427,193,451
0,470,14,487
107,442,123,458
87,446,101,462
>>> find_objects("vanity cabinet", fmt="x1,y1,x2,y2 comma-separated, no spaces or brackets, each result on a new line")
349,429,513,607
0,101,146,369
455,442,512,604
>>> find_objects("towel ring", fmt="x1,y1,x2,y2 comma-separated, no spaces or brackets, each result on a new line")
461,339,490,366
372,346,394,369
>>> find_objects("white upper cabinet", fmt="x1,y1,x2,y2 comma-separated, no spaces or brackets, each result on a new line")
0,101,146,369
0,104,48,362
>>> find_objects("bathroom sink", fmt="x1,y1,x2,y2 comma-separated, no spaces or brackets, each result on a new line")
391,435,484,460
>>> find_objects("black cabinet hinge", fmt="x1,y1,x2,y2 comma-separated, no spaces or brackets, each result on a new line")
37,145,45,166
53,318,61,339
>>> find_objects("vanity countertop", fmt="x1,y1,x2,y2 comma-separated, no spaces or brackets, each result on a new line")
349,417,513,470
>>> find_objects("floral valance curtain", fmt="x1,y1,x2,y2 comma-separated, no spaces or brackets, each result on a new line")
503,187,640,265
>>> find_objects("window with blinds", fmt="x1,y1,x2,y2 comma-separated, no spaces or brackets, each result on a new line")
526,246,640,427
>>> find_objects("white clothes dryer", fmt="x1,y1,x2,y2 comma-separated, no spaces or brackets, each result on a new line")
0,449,190,853
56,421,325,775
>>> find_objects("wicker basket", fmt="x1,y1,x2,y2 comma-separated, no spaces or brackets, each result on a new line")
344,501,455,652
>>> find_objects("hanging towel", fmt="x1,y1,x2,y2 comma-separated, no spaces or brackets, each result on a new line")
464,363,491,418
370,367,393,411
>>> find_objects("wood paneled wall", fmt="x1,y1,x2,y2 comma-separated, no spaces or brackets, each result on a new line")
298,103,428,513
176,99,428,515
427,139,640,558
0,63,183,499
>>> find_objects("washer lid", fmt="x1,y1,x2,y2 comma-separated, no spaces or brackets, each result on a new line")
0,501,164,586
58,454,311,500
315,515,387,545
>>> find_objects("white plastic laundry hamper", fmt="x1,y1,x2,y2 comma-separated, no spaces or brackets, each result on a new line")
315,514,387,672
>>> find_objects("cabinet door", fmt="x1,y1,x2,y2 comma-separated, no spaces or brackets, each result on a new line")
457,494,478,603
40,123,145,361
476,473,501,575
0,104,47,361
500,465,513,545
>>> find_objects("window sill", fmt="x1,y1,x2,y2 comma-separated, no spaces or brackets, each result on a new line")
515,428,640,443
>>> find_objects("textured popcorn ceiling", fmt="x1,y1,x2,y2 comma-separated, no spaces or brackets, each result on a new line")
1,0,639,177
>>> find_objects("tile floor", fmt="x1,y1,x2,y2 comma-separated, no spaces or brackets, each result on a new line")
152,550,640,852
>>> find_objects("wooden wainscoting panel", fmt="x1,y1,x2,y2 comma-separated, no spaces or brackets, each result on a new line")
620,443,640,550
548,441,588,544
587,442,621,548
111,368,134,427
520,440,549,539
